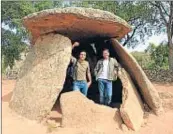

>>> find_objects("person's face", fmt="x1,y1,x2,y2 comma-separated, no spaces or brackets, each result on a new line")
103,50,110,59
79,51,86,61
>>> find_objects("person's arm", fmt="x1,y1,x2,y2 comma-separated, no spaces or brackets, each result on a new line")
71,56,77,65
94,61,100,77
87,63,92,87
70,42,79,64
72,42,79,49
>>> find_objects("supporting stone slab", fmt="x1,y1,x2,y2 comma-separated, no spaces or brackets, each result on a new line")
110,39,163,115
9,34,72,119
119,69,144,131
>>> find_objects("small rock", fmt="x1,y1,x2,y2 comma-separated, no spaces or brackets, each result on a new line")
159,92,173,99
121,124,128,132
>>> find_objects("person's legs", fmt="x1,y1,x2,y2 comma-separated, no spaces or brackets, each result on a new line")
81,81,88,96
73,81,80,91
105,80,112,106
98,79,105,104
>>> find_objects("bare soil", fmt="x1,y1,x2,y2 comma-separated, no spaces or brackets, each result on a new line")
2,80,173,134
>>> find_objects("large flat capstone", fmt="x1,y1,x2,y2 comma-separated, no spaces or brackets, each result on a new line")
9,33,72,119
23,7,132,43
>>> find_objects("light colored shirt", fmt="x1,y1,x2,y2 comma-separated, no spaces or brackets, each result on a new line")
98,59,109,79
94,57,120,81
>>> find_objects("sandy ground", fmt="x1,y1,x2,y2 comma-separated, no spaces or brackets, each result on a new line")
2,80,173,134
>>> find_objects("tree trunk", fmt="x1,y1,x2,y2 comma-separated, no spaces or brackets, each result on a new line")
167,23,173,71
167,1,173,71
168,37,173,71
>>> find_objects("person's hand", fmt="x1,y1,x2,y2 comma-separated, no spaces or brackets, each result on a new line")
87,81,91,88
72,42,80,48
118,70,122,76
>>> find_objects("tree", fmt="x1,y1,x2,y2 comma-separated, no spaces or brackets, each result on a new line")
1,28,27,69
149,1,173,71
145,43,169,70
1,1,63,69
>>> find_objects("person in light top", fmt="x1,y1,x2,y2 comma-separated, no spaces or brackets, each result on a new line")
94,48,120,105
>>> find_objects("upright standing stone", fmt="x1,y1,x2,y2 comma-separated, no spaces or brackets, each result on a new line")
119,69,144,131
111,39,163,115
9,34,72,119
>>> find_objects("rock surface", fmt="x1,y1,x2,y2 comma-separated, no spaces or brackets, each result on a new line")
9,33,72,119
159,91,173,99
119,69,144,131
23,7,132,43
111,39,163,115
60,91,122,130
162,99,173,111
159,91,173,111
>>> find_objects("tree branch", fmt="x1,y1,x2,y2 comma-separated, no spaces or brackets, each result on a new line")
127,17,140,23
159,2,169,17
156,2,168,25
123,23,142,46
149,1,168,25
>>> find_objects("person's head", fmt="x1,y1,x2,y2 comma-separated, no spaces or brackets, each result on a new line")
102,49,110,59
79,51,87,61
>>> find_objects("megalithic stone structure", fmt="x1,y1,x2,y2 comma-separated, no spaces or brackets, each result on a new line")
9,7,163,131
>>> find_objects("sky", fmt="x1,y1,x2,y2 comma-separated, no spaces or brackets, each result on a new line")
125,33,167,52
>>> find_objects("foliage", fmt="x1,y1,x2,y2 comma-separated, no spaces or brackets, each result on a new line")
1,28,27,69
65,1,155,47
1,1,63,70
149,1,173,71
1,1,172,70
68,1,173,71
145,43,169,70
131,51,152,69
132,43,169,70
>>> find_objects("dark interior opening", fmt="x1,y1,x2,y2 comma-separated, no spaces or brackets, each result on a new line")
53,38,123,110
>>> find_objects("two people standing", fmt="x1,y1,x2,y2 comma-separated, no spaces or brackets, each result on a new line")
70,42,120,106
